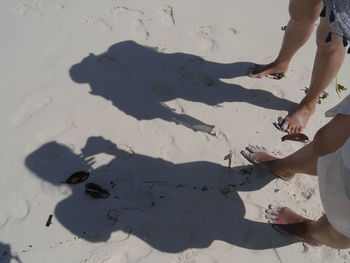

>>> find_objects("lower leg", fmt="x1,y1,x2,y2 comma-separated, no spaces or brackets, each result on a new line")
249,0,323,78
268,114,350,175
307,215,350,249
266,208,350,248
266,142,318,176
283,19,346,133
242,114,350,177
240,142,319,179
273,19,315,67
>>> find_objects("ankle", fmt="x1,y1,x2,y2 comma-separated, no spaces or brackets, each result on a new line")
299,100,317,112
302,220,320,241
264,159,295,180
271,60,289,71
263,159,280,170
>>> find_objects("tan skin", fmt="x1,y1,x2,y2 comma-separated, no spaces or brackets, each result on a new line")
241,114,350,248
249,0,346,133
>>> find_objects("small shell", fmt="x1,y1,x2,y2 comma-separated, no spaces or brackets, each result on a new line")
63,171,89,184
281,133,309,142
85,183,110,199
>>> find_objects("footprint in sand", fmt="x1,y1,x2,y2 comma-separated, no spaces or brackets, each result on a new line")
186,256,218,263
269,85,286,99
132,19,150,41
171,249,201,263
3,192,30,222
106,252,129,263
106,5,144,16
243,202,265,221
81,14,113,32
195,26,217,52
15,0,65,16
83,250,113,263
11,93,52,125
0,214,9,228
15,0,43,16
194,25,237,52
36,121,75,142
159,5,175,26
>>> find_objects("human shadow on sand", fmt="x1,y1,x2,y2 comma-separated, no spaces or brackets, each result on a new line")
0,242,22,263
25,136,296,252
70,41,297,135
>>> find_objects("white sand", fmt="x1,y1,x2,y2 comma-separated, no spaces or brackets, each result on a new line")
1,0,350,262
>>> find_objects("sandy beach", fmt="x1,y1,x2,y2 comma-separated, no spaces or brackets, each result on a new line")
1,0,350,262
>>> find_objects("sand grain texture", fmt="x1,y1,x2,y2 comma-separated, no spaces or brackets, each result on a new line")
1,0,350,262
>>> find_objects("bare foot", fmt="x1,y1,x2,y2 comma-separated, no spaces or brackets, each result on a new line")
240,145,294,180
266,205,320,246
265,205,308,224
247,62,288,79
281,104,316,134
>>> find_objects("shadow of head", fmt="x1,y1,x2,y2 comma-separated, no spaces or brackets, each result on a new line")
25,137,295,250
25,142,90,186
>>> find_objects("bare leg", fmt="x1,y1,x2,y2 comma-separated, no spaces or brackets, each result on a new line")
266,207,350,249
307,215,350,249
283,18,346,133
241,114,350,177
249,0,323,78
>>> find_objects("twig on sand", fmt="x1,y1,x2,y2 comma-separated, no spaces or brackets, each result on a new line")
46,214,53,227
224,150,233,169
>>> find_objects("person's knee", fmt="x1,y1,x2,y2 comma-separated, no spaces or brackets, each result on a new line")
289,11,317,26
316,34,343,52
312,114,350,156
312,126,330,156
289,0,321,25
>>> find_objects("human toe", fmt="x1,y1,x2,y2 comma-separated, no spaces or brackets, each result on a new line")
245,145,258,153
241,150,259,164
268,204,282,214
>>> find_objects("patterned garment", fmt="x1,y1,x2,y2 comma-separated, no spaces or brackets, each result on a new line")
323,0,350,42
318,95,350,239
